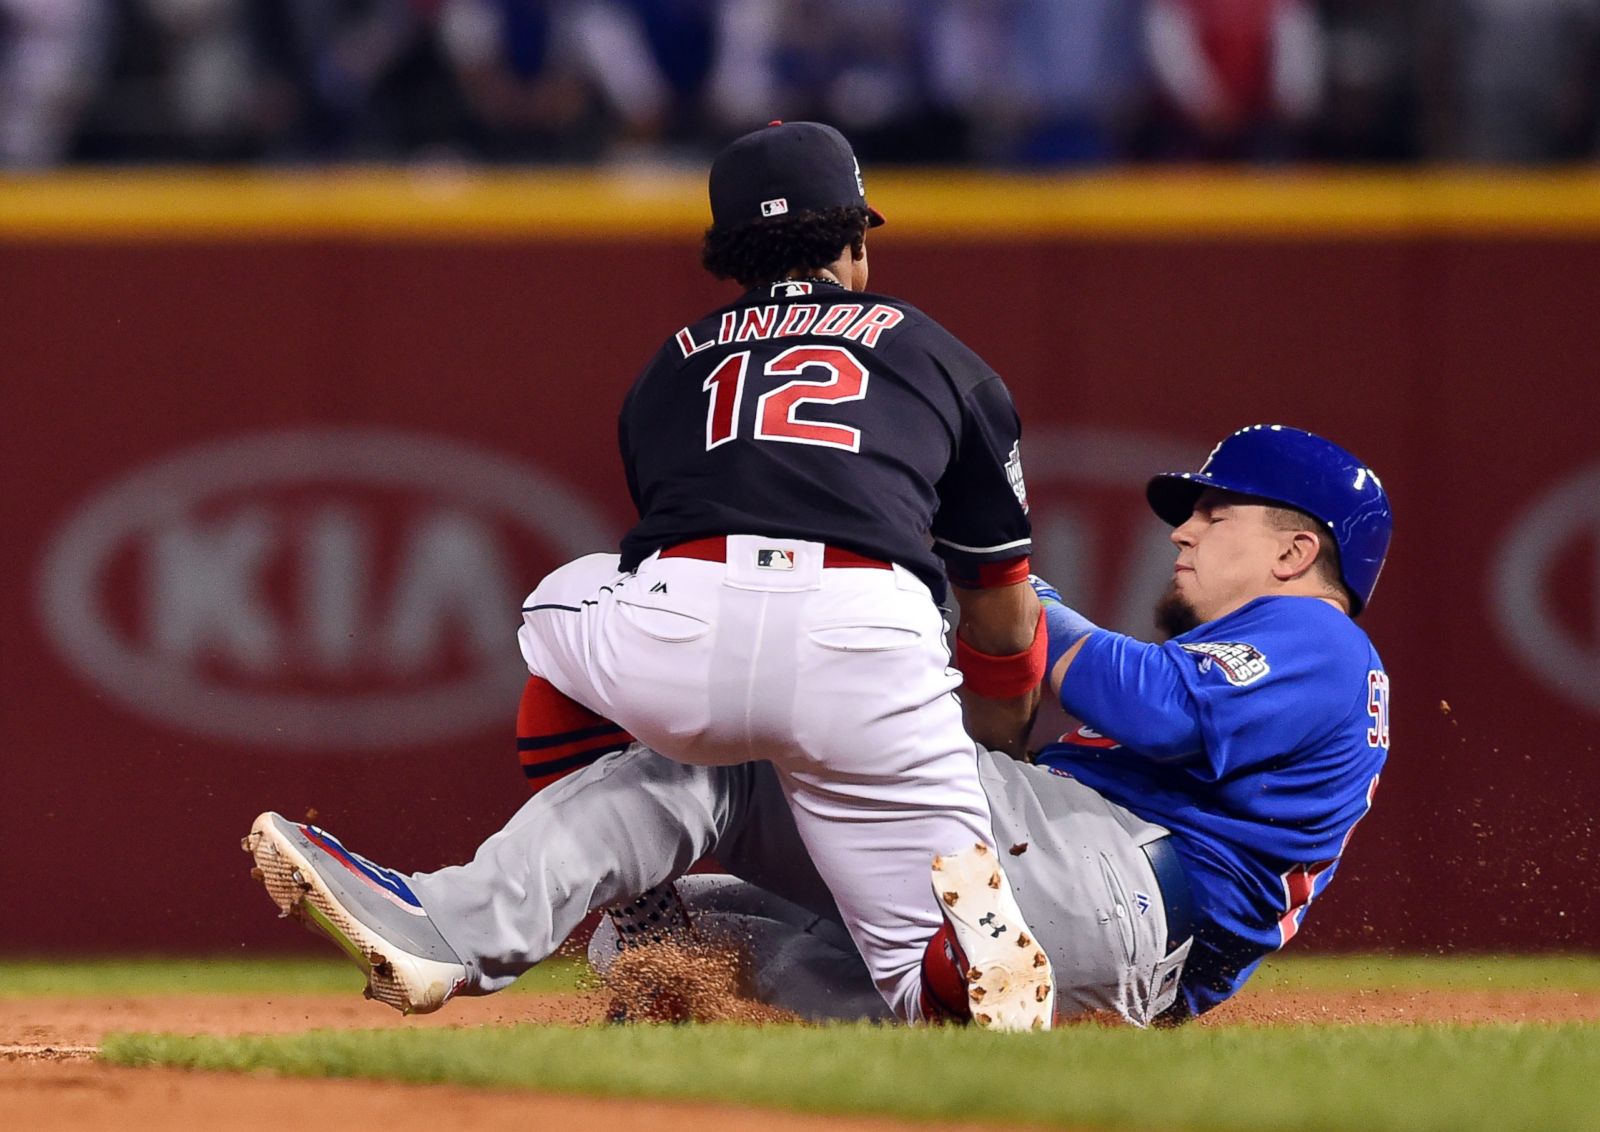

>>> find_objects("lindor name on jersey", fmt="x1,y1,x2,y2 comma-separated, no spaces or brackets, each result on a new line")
675,302,905,359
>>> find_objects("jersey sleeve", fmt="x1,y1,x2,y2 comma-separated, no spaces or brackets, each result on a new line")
1059,602,1343,780
930,375,1032,577
1057,632,1207,764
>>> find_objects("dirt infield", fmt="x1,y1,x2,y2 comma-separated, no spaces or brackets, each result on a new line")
5,986,1599,1132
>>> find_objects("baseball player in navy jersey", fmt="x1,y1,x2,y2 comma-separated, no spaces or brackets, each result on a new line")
245,121,1056,1030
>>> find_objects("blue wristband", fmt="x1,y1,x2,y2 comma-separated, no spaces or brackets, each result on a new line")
1029,574,1099,676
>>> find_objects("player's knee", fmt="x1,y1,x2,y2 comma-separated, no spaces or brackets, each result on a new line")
517,675,633,796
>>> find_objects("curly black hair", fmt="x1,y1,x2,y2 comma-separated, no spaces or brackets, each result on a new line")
701,206,870,290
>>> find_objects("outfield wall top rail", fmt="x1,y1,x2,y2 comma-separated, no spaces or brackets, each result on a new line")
5,169,1600,240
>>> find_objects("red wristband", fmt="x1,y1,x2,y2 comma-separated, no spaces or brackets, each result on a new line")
954,608,1047,699
948,554,1032,590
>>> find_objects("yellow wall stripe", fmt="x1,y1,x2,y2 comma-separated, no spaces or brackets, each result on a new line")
5,169,1600,240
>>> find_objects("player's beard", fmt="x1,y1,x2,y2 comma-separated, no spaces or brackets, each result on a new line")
1154,581,1201,640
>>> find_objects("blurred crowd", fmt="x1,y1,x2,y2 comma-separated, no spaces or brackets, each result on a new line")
4,0,1600,169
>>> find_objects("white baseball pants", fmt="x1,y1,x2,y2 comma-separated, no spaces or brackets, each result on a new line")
510,539,997,1018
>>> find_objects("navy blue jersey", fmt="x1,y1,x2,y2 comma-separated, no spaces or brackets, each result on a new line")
617,280,1031,600
1035,596,1388,1016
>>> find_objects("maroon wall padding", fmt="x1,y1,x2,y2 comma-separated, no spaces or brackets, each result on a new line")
5,235,1596,954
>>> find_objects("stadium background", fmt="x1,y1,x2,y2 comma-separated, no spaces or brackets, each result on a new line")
3,1,1598,959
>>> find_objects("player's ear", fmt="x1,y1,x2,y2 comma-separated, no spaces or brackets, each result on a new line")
1272,529,1323,583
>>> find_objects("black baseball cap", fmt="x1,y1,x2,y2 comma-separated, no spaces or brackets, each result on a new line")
708,121,886,230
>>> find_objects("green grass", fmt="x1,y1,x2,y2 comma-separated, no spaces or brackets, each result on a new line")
1250,952,1600,992
23,953,1600,1130
9,952,1593,998
103,1021,1600,1132
0,956,588,997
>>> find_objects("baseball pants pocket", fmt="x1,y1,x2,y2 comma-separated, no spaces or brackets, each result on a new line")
805,623,923,652
1098,853,1141,966
615,599,712,643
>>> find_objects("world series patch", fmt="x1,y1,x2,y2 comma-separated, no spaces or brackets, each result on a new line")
1181,640,1270,686
1004,440,1028,513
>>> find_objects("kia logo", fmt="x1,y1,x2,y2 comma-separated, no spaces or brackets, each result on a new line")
37,429,616,750
1492,463,1600,716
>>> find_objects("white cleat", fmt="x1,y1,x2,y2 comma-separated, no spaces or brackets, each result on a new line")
931,842,1055,1032
244,812,468,1015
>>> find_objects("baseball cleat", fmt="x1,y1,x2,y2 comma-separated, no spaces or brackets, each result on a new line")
605,881,696,952
931,842,1055,1032
243,812,468,1015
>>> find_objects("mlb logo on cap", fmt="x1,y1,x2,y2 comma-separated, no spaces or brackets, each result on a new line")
761,198,789,217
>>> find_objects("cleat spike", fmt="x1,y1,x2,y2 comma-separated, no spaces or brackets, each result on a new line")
1034,952,1048,968
1016,933,1031,948
941,891,959,907
970,986,986,1002
972,843,990,856
1037,984,1051,1002
988,872,1002,889
975,1012,993,1026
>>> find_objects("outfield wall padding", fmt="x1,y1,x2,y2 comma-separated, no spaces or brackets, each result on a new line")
5,182,1597,954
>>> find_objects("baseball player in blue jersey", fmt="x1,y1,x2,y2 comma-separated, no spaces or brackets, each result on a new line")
1025,423,1391,1018
244,423,1391,1027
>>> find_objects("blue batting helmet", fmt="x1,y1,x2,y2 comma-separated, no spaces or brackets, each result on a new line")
1145,425,1393,615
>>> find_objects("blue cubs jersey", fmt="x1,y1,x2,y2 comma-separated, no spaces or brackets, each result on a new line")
1035,595,1388,1016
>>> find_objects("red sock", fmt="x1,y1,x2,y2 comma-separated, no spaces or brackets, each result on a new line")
919,920,974,1024
517,676,634,795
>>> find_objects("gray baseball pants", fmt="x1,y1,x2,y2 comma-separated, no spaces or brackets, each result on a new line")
409,743,1190,1026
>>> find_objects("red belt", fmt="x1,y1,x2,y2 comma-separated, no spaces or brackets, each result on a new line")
660,536,891,571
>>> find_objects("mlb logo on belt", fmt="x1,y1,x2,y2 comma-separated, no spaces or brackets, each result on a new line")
761,197,789,217
757,548,796,570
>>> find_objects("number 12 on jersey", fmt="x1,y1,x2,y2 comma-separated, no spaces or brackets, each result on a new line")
703,345,870,452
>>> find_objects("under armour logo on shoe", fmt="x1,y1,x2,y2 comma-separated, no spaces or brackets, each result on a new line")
651,582,668,593
979,912,1007,938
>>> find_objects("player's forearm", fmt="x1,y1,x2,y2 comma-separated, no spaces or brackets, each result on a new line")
1048,634,1092,693
952,579,1046,755
951,579,1040,655
1031,574,1099,697
960,686,1040,760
